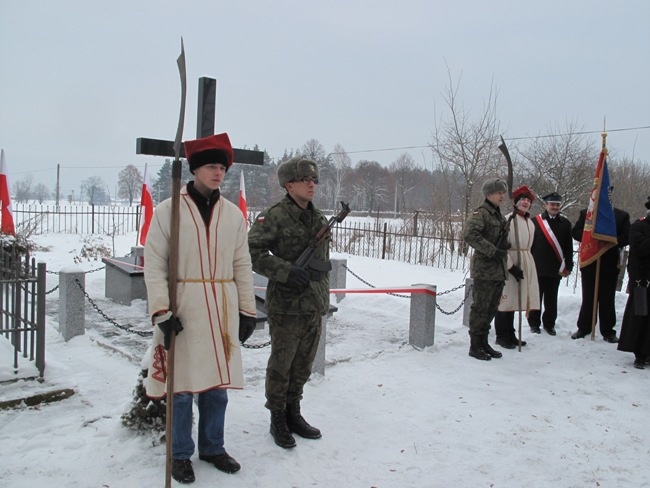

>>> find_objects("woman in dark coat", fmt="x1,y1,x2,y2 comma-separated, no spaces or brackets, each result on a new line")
617,197,650,369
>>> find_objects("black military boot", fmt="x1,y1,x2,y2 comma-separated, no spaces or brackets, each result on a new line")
270,409,296,449
481,334,503,358
469,335,491,361
286,401,322,439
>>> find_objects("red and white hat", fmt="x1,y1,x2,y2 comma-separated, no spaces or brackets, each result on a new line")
183,133,234,174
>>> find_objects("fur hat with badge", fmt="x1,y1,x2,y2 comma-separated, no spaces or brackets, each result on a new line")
183,132,234,174
512,185,535,204
481,177,508,196
277,157,319,188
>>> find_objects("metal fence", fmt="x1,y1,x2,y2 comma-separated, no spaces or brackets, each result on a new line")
0,248,46,379
13,204,140,235
331,220,470,271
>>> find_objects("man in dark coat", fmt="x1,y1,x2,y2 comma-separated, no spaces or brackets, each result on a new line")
527,192,574,336
617,197,650,368
571,195,630,342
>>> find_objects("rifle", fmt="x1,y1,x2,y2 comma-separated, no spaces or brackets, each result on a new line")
494,212,515,251
294,201,351,273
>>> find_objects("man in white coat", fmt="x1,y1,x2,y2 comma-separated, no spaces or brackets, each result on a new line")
144,132,257,484
494,185,541,349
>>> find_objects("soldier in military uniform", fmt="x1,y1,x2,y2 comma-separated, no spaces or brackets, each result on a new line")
248,157,330,449
463,178,510,361
527,192,574,336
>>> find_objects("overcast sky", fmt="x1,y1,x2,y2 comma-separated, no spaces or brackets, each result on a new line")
1,0,649,199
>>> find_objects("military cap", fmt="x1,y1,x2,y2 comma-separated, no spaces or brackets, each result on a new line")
277,157,319,188
542,192,562,203
184,132,234,174
481,177,508,196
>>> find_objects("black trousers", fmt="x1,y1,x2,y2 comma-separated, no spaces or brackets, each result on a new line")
576,265,618,337
494,311,517,340
527,276,561,329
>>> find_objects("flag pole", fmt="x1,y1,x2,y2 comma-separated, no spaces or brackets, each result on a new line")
164,39,187,488
135,163,147,249
589,130,608,341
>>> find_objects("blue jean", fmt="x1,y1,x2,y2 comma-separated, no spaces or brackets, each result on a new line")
172,389,228,460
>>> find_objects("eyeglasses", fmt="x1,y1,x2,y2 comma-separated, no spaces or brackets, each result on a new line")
292,177,319,185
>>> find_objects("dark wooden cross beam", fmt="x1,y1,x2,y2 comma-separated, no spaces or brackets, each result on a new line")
136,77,264,165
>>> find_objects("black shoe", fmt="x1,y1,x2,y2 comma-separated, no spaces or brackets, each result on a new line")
496,337,516,349
510,336,527,347
481,335,503,358
199,452,241,474
603,333,619,344
468,336,491,360
544,326,557,336
270,410,296,448
571,329,590,340
172,459,195,484
286,402,322,439
530,326,541,334
633,358,646,370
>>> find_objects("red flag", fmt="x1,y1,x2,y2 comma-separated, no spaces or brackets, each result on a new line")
579,148,617,267
0,149,16,236
238,170,248,227
139,165,154,245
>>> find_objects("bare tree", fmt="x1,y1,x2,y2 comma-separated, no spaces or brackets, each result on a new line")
330,143,352,209
430,66,502,227
81,176,106,205
516,122,597,219
117,164,143,205
33,183,50,204
389,153,418,214
351,160,389,214
608,155,650,221
12,174,34,203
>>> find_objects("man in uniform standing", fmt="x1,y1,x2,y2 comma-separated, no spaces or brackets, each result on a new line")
248,157,330,448
571,189,630,342
464,177,509,361
527,192,574,336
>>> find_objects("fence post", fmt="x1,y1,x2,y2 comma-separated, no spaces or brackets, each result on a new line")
329,258,347,303
381,222,387,260
409,284,436,349
59,267,86,341
36,262,46,378
462,277,473,327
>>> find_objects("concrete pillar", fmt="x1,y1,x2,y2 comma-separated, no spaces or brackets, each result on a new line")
462,278,473,327
59,266,86,342
312,315,327,376
409,284,437,349
329,258,347,303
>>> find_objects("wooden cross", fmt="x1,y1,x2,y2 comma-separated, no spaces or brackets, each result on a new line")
136,77,264,165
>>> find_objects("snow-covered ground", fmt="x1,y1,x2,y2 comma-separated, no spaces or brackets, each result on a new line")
0,232,648,488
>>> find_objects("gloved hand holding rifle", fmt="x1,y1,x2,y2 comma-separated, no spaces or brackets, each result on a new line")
288,201,351,286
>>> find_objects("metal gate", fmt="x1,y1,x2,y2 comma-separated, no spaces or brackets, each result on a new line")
0,247,46,380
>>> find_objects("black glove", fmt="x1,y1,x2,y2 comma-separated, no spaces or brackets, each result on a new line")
155,313,183,350
509,265,524,281
493,249,507,261
497,240,512,251
239,313,257,344
287,265,310,287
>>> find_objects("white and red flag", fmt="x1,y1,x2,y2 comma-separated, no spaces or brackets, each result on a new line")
238,170,248,227
138,164,154,245
0,149,16,236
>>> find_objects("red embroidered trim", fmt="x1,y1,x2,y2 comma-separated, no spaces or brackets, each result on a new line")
151,344,167,383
